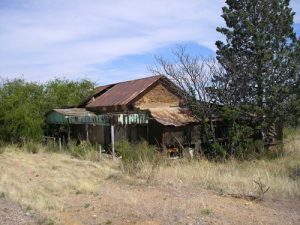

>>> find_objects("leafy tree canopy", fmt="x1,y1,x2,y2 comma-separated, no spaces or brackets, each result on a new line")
0,78,95,142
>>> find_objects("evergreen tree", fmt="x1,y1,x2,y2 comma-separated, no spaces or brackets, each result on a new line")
215,0,299,141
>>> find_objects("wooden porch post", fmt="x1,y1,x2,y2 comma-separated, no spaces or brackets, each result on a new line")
67,124,71,146
85,124,89,142
111,125,115,157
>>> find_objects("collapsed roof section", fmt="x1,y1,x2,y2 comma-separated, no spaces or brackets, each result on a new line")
147,107,198,127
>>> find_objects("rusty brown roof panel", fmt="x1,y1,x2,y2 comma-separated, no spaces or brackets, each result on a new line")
94,84,113,94
78,84,113,107
86,75,162,109
148,107,198,127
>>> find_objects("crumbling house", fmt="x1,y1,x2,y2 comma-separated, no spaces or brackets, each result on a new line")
46,75,200,151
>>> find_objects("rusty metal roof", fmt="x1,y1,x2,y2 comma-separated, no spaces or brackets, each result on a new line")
148,107,198,127
52,108,96,116
78,84,113,107
86,75,162,110
94,84,113,94
47,108,148,125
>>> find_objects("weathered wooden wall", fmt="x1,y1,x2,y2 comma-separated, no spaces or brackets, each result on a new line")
134,83,180,108
71,124,149,146
71,124,106,144
163,125,200,147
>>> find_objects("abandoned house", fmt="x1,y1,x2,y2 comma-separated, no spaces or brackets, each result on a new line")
46,75,200,151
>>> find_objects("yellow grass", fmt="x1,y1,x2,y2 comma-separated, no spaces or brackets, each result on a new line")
0,146,120,211
149,133,300,197
0,131,299,215
152,155,299,197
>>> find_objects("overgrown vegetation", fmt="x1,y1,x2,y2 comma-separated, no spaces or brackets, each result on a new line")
111,128,300,198
151,0,299,158
116,141,161,175
0,129,298,216
67,141,102,162
0,77,95,142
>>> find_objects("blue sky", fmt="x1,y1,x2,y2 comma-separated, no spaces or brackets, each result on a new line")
0,0,299,85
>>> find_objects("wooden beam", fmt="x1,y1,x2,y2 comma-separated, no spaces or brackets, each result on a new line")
111,125,115,157
59,138,61,151
85,124,89,141
67,124,71,145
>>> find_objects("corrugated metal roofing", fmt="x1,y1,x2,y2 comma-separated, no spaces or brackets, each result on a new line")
52,108,96,116
94,84,113,94
148,107,198,127
86,75,162,109
78,84,113,107
47,108,148,125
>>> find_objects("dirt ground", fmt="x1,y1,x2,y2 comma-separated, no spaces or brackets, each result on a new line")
0,149,299,225
0,197,41,225
2,182,299,225
58,181,300,225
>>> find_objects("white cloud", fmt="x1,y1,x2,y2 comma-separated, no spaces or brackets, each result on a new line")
0,0,298,82
0,0,226,81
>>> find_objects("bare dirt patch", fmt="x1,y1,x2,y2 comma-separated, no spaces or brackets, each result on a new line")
0,197,40,225
59,181,300,225
0,145,299,225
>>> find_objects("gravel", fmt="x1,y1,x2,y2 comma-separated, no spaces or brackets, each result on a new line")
0,197,39,225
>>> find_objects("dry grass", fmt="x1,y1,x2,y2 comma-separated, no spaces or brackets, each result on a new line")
0,131,299,217
152,156,299,198
143,132,300,198
0,145,120,212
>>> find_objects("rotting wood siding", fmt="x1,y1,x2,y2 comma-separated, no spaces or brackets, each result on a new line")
162,125,200,147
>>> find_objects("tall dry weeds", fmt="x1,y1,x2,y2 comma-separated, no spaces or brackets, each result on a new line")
142,129,300,198
0,129,298,215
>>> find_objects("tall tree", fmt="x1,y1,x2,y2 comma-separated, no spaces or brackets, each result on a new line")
215,0,300,141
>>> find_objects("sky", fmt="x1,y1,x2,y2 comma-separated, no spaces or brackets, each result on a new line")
0,0,299,85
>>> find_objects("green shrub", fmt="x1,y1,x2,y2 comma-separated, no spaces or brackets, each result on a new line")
0,139,5,147
23,141,39,154
0,78,95,142
0,143,4,154
284,127,300,139
201,208,212,216
67,141,101,162
69,143,87,158
43,141,60,153
116,141,161,174
211,142,226,159
289,165,300,181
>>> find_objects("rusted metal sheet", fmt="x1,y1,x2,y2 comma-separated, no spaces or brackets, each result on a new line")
78,84,113,107
86,75,161,110
148,107,198,127
46,108,148,125
52,108,96,116
94,84,113,94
